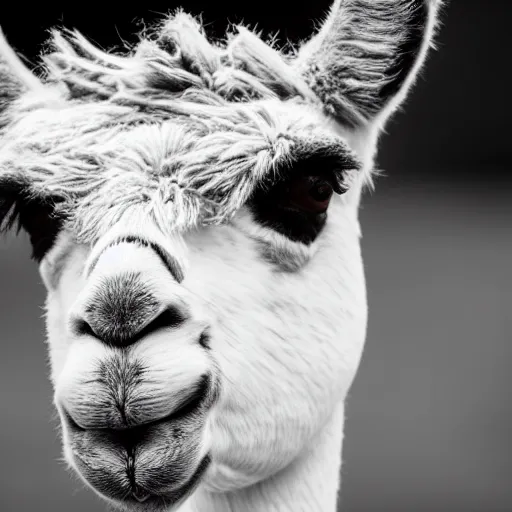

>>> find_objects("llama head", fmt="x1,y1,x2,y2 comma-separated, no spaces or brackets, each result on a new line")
0,2,441,510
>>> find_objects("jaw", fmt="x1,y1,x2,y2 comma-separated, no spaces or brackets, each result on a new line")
179,402,347,512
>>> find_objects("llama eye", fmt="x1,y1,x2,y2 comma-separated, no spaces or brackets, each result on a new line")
247,171,345,245
283,175,334,214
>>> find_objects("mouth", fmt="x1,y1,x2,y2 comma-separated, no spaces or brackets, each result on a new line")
61,402,211,510
120,454,211,510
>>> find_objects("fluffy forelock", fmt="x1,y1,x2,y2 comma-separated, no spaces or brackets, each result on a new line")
0,11,361,244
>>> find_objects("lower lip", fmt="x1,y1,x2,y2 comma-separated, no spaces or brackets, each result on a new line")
122,454,211,508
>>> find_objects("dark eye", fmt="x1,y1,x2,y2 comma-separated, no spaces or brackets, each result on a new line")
284,175,334,214
247,171,344,245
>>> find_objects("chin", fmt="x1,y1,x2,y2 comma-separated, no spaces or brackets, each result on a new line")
60,405,212,511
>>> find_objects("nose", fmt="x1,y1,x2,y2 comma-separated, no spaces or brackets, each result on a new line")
72,272,187,347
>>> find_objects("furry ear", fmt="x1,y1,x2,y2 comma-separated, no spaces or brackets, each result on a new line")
295,0,442,128
0,29,60,261
0,178,64,262
0,27,43,126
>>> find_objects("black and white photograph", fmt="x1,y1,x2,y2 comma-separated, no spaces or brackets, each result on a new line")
0,1,509,511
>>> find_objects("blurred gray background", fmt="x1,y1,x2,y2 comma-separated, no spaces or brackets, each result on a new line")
0,1,510,511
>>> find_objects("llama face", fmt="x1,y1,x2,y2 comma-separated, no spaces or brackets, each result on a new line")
41,169,368,508
38,101,368,509
0,2,441,510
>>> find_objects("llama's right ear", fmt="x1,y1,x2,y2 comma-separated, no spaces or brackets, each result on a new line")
0,29,61,262
295,0,443,129
0,27,43,126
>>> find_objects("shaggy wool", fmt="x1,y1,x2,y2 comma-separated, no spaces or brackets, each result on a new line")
0,12,361,244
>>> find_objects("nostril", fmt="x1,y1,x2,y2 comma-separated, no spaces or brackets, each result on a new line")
70,305,187,347
69,272,190,348
73,318,97,338
135,306,186,341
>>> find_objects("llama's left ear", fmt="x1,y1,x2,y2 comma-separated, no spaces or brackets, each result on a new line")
295,0,443,129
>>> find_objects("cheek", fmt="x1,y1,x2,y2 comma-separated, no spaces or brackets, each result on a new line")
185,203,367,394
183,207,367,480
44,250,89,385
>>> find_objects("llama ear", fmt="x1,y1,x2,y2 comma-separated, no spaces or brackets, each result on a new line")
295,0,443,128
0,27,43,126
0,30,61,261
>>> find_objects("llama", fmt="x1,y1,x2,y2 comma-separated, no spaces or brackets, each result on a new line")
0,1,442,511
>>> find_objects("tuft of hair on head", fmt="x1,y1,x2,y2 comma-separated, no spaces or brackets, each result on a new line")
38,10,314,107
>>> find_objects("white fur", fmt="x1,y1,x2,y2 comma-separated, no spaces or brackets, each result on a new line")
0,2,442,510
41,192,366,511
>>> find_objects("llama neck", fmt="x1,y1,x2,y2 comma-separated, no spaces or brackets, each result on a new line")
184,402,345,512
